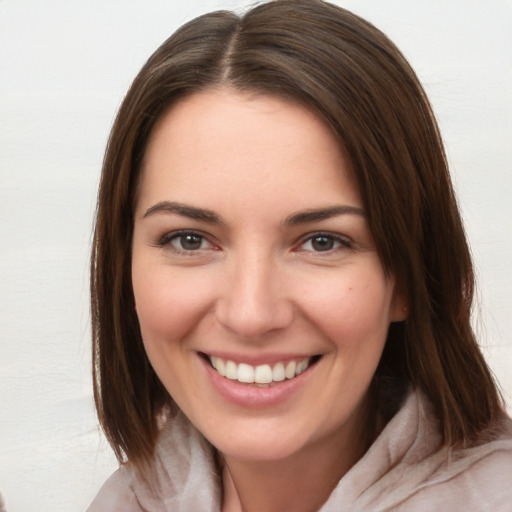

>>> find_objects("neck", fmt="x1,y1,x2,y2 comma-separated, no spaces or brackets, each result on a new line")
220,411,369,512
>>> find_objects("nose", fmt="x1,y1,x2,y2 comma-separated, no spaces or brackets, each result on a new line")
214,250,294,339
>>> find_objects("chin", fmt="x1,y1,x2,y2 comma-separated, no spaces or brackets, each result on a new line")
215,436,306,463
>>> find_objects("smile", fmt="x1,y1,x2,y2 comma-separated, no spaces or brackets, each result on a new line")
207,355,318,387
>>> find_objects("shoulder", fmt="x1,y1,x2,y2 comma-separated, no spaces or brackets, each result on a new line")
85,413,221,512
398,420,512,511
86,468,142,512
326,390,512,512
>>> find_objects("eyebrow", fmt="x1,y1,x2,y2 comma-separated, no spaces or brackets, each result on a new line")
284,205,366,225
143,201,223,224
143,201,365,225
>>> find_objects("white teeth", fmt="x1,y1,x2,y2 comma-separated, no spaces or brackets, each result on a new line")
238,363,255,383
225,360,238,380
211,357,226,377
272,362,286,382
255,364,273,384
285,361,296,379
209,356,313,384
296,359,308,375
216,358,226,377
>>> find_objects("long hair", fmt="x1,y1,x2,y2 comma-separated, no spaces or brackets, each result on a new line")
91,0,502,466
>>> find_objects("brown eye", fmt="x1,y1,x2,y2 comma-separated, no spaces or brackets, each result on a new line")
311,235,334,252
178,233,203,250
162,231,212,252
298,233,352,253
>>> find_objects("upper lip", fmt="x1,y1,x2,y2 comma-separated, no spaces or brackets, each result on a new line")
199,351,320,366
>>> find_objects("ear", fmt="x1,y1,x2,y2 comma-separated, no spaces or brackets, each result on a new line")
390,285,408,322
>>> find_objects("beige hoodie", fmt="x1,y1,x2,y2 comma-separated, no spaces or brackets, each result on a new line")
87,389,512,511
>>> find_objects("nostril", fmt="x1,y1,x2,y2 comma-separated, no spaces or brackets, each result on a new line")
214,296,294,339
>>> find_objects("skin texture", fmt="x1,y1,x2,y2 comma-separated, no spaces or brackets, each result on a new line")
131,89,406,511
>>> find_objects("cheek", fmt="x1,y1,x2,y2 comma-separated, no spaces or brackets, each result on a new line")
132,261,214,344
299,269,394,346
131,262,215,399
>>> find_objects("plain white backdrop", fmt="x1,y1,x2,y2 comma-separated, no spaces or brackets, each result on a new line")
1,1,511,510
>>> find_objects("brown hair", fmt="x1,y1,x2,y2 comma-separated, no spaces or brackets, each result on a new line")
91,0,503,466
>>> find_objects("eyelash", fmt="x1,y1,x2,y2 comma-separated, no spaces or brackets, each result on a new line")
296,232,352,253
155,230,216,254
155,230,352,255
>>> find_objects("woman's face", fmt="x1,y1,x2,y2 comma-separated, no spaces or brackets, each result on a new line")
132,89,405,463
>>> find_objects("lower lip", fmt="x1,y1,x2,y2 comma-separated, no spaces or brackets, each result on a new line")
201,356,315,408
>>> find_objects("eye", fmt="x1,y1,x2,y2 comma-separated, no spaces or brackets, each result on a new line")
298,233,351,253
157,231,214,252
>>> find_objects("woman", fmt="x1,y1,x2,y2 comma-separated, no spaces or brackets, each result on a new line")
87,1,512,510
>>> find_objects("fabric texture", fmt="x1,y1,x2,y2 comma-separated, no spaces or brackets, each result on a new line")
87,389,512,511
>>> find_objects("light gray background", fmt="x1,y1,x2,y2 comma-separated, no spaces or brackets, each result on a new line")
1,1,511,510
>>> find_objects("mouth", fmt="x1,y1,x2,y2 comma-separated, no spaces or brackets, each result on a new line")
201,353,322,387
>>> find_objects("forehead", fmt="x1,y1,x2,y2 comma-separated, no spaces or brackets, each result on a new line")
137,88,362,215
